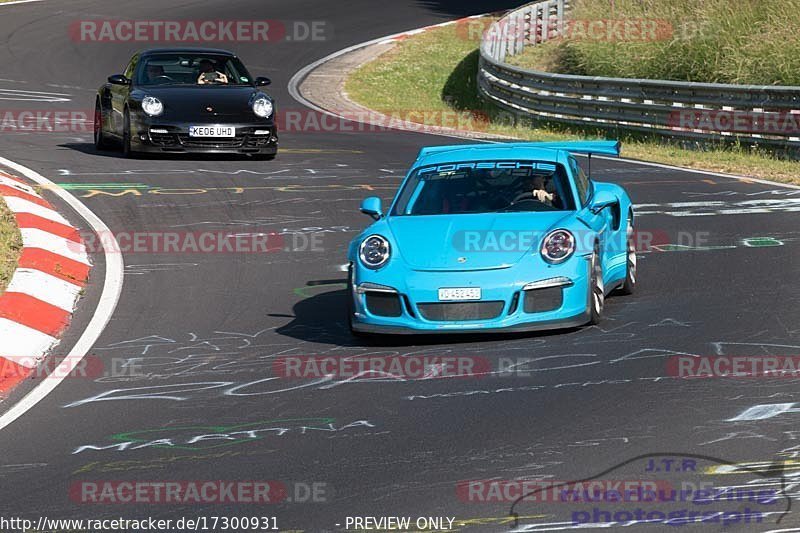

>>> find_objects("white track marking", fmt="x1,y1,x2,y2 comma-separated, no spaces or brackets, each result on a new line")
4,196,69,224
0,319,55,364
6,269,82,311
0,175,39,195
0,157,124,432
0,1,46,8
19,228,89,265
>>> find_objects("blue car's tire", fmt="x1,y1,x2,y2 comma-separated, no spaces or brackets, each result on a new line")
589,247,604,325
619,215,636,295
347,266,367,338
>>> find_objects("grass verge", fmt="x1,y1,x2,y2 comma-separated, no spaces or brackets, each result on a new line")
507,0,800,85
345,19,800,185
0,196,21,293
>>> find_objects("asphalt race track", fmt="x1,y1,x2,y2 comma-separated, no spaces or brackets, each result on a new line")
0,1,799,531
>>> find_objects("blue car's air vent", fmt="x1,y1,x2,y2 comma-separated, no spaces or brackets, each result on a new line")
523,287,563,313
418,301,504,321
365,292,403,317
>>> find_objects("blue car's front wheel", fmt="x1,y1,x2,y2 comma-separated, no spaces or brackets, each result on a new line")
346,265,367,338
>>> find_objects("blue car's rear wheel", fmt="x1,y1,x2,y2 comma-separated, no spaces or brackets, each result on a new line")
619,212,636,295
589,246,604,325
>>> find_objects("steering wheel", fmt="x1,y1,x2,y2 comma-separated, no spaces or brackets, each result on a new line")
152,75,173,85
511,191,534,204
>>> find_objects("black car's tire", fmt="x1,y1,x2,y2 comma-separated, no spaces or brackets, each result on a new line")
346,266,367,338
122,109,133,158
253,153,276,161
618,213,637,295
93,101,111,150
588,246,605,325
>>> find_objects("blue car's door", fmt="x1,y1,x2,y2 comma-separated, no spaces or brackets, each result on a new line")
571,156,630,286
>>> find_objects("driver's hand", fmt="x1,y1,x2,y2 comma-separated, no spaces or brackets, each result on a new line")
533,189,554,202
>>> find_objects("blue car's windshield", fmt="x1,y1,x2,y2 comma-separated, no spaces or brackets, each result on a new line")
391,160,576,216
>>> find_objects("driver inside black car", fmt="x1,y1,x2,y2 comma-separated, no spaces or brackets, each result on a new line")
145,65,165,83
197,59,229,85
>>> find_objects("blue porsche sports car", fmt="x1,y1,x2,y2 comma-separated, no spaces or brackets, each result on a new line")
346,141,636,335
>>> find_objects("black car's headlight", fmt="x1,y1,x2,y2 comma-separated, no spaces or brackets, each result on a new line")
252,96,273,118
142,96,164,117
541,229,575,263
359,235,390,269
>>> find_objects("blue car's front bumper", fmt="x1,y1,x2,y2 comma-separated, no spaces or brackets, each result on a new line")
350,255,592,334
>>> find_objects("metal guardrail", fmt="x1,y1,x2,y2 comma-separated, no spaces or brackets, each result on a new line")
478,0,800,152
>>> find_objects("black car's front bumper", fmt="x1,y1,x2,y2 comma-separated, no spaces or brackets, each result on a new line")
132,123,278,155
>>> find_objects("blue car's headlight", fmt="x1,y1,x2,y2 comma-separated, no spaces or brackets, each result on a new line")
142,96,164,117
541,229,575,263
252,96,273,118
359,235,390,269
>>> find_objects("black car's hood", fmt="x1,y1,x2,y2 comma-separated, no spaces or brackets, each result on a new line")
132,86,268,119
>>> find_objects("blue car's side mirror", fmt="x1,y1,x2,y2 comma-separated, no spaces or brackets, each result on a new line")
360,197,383,220
589,188,617,215
255,77,272,86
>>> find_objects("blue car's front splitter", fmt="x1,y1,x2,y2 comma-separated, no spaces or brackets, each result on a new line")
351,258,594,335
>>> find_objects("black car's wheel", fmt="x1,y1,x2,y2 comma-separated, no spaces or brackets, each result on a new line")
121,109,133,158
253,153,276,161
618,212,637,295
93,101,110,150
588,245,605,325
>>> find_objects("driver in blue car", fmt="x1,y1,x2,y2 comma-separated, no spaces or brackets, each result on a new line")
513,176,559,207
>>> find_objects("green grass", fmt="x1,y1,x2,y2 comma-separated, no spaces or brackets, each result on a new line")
0,196,21,293
345,18,800,185
507,0,800,85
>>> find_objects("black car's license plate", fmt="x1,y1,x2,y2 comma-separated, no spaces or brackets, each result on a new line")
189,125,235,137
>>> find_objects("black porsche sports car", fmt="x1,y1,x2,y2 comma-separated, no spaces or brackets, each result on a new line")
94,48,278,158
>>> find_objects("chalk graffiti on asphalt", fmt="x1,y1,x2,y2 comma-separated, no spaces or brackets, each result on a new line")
72,418,377,454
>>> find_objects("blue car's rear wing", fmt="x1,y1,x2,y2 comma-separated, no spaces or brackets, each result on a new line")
416,140,621,160
515,140,621,157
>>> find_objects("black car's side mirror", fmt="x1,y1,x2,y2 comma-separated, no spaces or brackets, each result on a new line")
108,75,130,86
255,77,271,87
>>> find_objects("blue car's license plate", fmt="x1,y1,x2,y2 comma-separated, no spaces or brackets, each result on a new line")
438,287,481,301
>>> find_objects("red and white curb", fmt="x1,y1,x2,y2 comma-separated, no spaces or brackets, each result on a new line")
0,169,90,395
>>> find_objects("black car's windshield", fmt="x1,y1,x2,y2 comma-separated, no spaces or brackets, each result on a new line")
391,160,576,216
135,54,254,86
